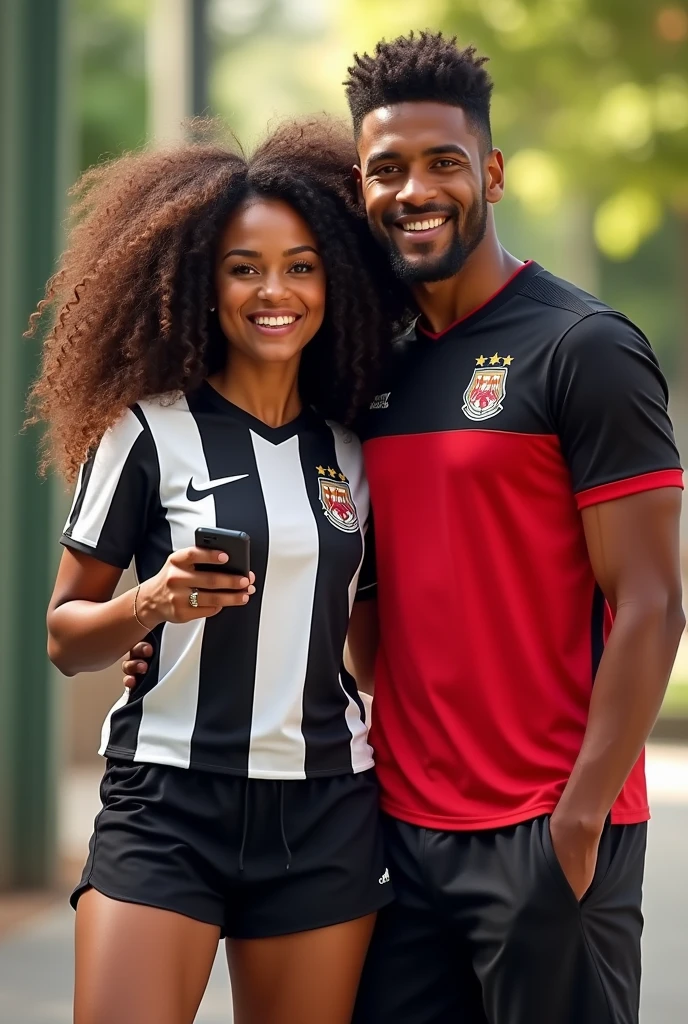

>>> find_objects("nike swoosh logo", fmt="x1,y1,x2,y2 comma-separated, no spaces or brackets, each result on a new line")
186,474,248,502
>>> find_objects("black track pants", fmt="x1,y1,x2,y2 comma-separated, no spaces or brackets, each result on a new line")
353,813,646,1024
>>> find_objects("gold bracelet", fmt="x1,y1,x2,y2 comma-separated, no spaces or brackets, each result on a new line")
133,584,148,631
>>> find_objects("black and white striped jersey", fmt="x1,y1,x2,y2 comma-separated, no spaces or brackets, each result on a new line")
62,381,374,779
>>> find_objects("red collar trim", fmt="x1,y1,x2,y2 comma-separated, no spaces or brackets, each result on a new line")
417,260,534,340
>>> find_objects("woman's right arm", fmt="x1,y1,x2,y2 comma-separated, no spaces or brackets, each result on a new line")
47,546,254,676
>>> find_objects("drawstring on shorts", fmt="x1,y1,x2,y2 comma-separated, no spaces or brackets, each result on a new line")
237,779,292,872
278,781,292,872
238,780,250,872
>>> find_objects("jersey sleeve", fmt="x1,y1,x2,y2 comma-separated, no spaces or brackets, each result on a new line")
549,312,683,510
356,514,377,601
61,407,158,569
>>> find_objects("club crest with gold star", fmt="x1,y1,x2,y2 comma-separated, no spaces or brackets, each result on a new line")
462,354,513,421
316,466,359,533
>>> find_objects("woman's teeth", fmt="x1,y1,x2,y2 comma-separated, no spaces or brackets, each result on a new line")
401,217,448,232
253,315,297,326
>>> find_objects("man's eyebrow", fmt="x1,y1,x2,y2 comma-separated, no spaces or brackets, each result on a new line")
365,144,471,174
422,144,471,160
365,150,402,174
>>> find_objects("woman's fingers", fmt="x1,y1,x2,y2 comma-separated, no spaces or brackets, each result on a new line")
186,571,253,592
171,546,229,568
191,586,256,609
170,550,256,592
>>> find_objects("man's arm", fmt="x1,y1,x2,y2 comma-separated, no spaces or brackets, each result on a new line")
550,486,684,898
344,598,379,696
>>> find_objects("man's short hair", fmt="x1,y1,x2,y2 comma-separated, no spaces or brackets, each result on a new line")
345,31,493,149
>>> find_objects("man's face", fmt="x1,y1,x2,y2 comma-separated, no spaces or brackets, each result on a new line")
355,102,502,284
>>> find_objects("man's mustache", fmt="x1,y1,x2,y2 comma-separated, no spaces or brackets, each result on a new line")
381,204,458,228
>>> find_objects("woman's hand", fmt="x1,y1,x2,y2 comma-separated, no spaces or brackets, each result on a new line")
136,547,256,628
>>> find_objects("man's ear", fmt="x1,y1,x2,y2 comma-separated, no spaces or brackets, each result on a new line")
353,164,364,204
485,148,505,205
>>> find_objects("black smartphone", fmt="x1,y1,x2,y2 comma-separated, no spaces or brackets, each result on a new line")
195,526,251,579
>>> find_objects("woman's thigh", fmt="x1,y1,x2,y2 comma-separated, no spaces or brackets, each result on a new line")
74,888,221,1024
227,913,377,1024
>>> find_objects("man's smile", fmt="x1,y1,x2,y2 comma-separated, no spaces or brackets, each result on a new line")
394,214,452,243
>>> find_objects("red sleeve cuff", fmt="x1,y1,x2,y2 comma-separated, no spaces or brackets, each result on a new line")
576,469,684,510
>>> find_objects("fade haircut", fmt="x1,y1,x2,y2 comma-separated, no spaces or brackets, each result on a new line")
345,31,493,150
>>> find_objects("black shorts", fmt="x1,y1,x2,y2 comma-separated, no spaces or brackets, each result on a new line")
72,760,393,939
354,813,646,1024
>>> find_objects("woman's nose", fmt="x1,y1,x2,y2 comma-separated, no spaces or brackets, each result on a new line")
257,272,290,301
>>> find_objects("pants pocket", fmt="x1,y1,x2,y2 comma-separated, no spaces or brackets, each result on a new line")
540,815,618,907
539,815,582,908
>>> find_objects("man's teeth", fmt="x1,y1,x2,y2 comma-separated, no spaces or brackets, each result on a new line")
253,315,297,326
401,217,448,232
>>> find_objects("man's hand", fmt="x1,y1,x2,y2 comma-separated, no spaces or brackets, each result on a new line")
549,808,603,901
123,642,153,689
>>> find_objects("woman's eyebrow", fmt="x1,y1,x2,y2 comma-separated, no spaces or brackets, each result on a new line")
223,248,260,260
222,245,320,260
283,245,319,256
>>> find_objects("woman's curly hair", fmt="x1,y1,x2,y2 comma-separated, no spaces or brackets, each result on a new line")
27,116,406,481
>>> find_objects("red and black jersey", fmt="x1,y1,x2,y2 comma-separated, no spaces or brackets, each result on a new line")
360,260,683,831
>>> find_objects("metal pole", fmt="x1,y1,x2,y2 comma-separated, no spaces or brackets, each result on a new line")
192,0,210,117
0,0,69,889
147,0,192,144
147,0,210,146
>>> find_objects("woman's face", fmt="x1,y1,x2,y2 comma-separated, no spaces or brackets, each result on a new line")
214,197,326,367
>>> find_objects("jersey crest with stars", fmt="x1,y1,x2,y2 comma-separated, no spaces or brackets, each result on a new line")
316,465,359,533
462,353,513,421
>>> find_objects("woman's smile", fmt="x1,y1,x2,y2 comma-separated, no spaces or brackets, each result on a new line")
246,308,304,337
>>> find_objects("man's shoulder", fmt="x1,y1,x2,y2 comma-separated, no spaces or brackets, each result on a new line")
516,266,612,320
515,266,651,355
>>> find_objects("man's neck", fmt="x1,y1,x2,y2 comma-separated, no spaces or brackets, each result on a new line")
411,224,523,336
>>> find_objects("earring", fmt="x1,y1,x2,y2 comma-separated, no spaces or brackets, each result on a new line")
209,306,216,312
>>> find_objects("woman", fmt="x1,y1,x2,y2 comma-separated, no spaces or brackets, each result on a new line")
30,118,395,1024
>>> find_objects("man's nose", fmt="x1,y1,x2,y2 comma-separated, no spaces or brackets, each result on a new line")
395,175,437,206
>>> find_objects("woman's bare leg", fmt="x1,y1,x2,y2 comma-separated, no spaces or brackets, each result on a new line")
227,913,376,1024
74,888,221,1024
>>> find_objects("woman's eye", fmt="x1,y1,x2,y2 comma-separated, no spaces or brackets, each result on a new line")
289,262,314,274
232,264,258,275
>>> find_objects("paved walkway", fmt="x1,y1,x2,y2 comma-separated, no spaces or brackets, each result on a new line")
2,743,688,1022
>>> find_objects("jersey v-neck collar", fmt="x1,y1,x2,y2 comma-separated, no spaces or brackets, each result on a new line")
416,260,540,341
198,380,314,444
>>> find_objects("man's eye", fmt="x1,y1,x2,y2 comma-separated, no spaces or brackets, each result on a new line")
434,159,458,169
375,165,400,176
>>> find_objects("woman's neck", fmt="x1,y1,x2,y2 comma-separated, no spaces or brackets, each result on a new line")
207,355,303,429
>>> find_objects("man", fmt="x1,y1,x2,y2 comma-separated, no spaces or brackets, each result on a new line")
344,30,684,1024
124,31,684,1024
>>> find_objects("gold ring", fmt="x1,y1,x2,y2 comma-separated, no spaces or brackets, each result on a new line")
188,589,199,609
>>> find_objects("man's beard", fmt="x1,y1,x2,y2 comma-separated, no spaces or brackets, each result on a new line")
373,193,488,285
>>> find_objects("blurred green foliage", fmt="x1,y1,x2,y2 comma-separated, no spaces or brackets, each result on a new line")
76,0,146,170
